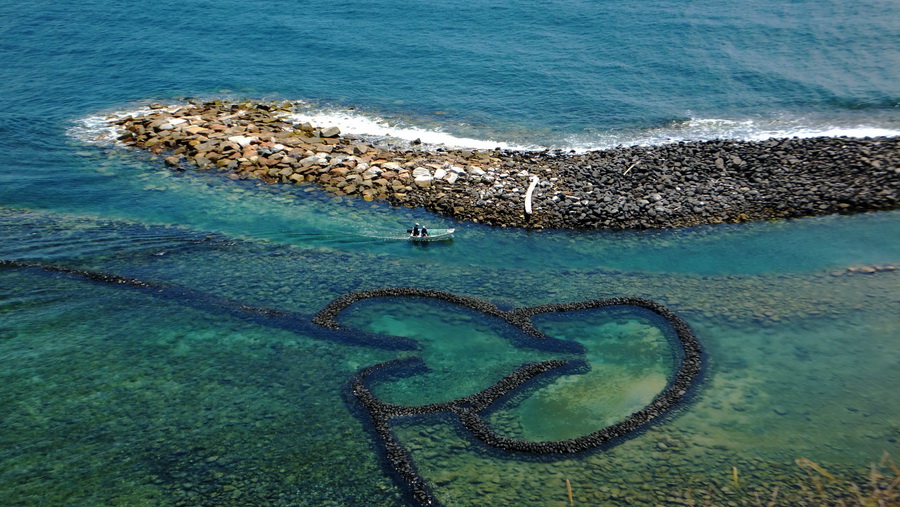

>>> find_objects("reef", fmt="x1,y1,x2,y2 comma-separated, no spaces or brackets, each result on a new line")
109,100,900,230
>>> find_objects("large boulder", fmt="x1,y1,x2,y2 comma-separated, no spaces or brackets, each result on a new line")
321,126,341,138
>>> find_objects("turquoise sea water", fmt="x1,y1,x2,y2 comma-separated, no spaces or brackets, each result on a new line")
1,0,898,504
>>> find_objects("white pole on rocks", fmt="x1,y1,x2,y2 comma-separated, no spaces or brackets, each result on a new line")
524,175,539,215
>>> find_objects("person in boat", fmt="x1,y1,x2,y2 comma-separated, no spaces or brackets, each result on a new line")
411,223,420,237
420,226,428,237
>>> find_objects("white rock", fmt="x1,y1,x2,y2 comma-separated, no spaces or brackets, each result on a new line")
449,165,467,174
433,168,447,180
414,175,433,188
412,167,431,178
445,172,459,184
228,135,258,148
382,162,402,170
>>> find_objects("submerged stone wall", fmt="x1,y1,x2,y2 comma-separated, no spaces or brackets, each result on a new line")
111,101,900,230
316,287,703,506
7,261,704,506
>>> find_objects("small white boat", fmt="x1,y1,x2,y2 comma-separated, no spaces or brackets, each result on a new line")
408,228,455,242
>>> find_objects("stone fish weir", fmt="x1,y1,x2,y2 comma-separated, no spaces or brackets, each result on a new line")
109,100,900,230
3,260,703,506
314,288,703,506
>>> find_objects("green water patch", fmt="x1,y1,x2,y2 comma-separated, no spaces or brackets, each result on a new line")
336,297,576,405
676,311,900,461
483,307,679,441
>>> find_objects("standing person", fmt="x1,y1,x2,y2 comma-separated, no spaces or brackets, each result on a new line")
411,223,420,237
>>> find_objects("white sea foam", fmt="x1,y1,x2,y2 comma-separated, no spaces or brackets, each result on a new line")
69,101,533,151
287,108,900,153
67,105,175,145
69,100,899,155
560,117,900,153
674,118,900,143
67,114,124,145
286,107,533,151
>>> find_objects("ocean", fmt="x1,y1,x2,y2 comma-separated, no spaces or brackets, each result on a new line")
1,0,898,504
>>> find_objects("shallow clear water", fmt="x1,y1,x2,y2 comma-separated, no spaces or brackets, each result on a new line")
1,0,898,504
2,205,897,504
507,308,678,441
339,297,573,405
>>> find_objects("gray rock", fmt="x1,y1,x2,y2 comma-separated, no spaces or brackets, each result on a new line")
412,167,431,178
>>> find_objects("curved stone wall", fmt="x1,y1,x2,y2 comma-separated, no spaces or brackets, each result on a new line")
316,287,703,505
3,262,704,507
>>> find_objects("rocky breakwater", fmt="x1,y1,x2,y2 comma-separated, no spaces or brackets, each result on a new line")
113,100,900,229
530,136,900,229
113,100,509,211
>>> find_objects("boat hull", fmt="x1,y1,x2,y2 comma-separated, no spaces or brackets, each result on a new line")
408,228,454,242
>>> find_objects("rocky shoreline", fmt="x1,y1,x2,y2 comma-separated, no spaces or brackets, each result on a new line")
112,100,900,230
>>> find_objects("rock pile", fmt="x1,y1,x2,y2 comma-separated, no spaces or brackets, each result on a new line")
112,100,900,230
114,100,503,205
842,264,896,275
536,137,900,229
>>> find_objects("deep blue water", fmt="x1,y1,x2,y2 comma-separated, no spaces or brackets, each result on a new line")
1,0,898,505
